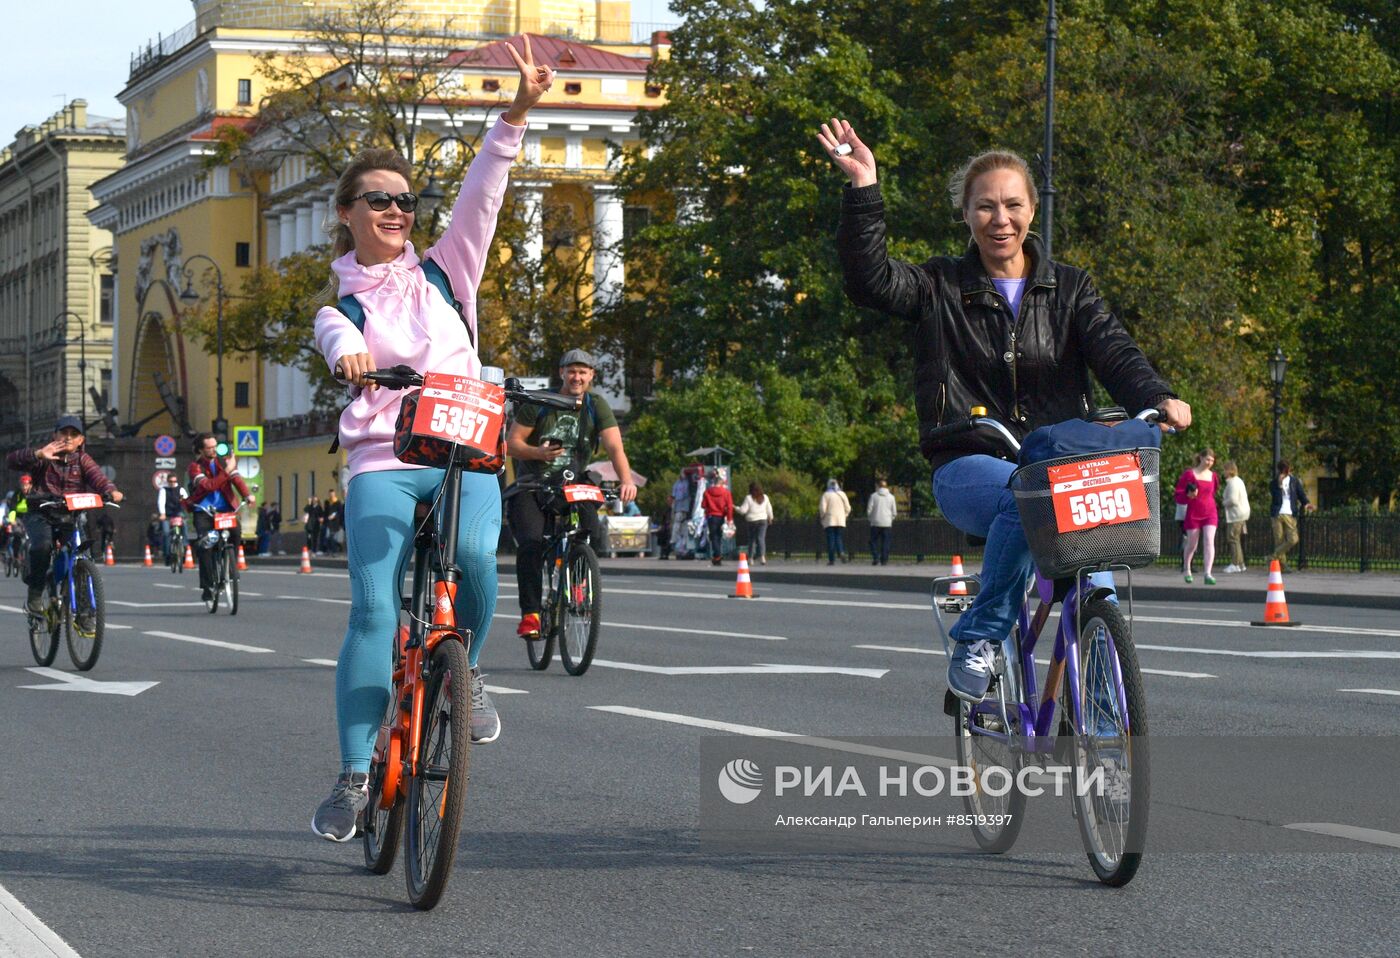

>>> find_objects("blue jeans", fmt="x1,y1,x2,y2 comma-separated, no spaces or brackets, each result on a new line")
825,527,846,563
934,456,1116,647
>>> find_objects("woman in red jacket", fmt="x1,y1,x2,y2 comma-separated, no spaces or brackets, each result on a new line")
701,471,734,566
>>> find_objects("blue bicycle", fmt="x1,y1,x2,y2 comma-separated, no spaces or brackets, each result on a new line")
28,493,114,671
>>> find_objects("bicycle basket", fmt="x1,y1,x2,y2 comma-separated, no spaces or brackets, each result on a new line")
392,390,505,473
1009,447,1160,578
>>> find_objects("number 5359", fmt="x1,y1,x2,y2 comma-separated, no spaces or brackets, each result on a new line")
1068,488,1134,526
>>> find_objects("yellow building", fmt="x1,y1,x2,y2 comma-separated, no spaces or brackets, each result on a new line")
89,0,670,538
0,100,124,448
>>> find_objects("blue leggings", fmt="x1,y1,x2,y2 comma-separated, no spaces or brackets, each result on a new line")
337,467,501,773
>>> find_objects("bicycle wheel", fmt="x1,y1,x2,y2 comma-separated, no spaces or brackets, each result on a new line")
1067,597,1149,887
29,586,59,667
525,555,557,671
557,543,601,676
363,694,406,874
953,692,1027,853
205,549,220,613
403,638,471,909
65,558,105,671
224,550,239,616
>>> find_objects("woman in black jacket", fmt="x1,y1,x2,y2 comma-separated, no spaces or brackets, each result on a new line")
818,118,1191,702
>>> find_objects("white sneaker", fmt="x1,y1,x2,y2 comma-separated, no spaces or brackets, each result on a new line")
1223,564,1240,574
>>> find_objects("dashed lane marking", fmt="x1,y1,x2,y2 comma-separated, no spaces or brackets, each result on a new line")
853,644,1218,679
1338,688,1400,697
141,630,274,654
488,612,784,641
1282,823,1400,850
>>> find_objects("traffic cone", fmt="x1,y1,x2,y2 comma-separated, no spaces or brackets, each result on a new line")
949,555,969,596
299,546,313,574
237,543,248,571
729,551,757,598
1251,560,1301,627
143,544,153,568
104,543,116,566
183,545,195,570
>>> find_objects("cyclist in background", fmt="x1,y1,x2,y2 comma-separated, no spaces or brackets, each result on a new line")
186,433,253,603
157,472,187,564
506,348,637,640
5,415,124,613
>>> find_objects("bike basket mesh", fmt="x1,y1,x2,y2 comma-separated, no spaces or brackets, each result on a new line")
1009,447,1160,578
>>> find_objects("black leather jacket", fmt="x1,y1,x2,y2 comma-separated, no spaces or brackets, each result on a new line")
837,183,1175,470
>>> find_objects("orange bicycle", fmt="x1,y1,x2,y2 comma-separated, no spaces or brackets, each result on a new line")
350,364,578,909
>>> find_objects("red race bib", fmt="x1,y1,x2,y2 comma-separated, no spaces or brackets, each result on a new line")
410,373,505,453
63,493,102,511
563,484,606,504
214,512,239,530
1047,453,1149,534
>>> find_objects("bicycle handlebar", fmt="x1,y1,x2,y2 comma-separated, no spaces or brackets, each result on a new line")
925,408,1164,457
36,495,121,513
341,364,582,412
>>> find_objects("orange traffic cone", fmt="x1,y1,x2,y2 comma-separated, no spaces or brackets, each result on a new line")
1251,560,1301,627
729,551,757,598
237,543,248,571
949,555,969,596
299,546,313,574
143,543,153,567
104,543,116,566
183,544,196,570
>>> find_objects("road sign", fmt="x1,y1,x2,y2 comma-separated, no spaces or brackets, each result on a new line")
152,471,169,489
236,456,261,479
155,456,177,470
154,434,176,457
233,426,263,457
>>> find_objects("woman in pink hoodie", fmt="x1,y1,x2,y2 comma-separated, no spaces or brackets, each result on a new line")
310,37,552,843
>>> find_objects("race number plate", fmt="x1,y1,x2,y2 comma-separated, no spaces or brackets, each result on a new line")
1047,453,1149,533
563,484,606,504
213,512,239,531
63,493,102,511
410,373,505,449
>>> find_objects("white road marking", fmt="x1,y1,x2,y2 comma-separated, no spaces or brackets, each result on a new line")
1135,643,1400,660
276,595,351,605
298,656,528,694
1134,614,1400,639
853,644,1218,678
607,587,927,611
141,630,274,654
488,612,784,641
18,667,159,697
240,569,343,578
0,880,83,957
303,658,338,666
589,659,887,678
1283,823,1400,850
107,600,206,608
587,706,953,767
153,583,186,590
1338,688,1400,697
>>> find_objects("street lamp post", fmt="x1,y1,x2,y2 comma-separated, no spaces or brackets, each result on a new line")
1042,0,1059,261
178,253,227,438
1268,346,1287,480
416,133,473,237
49,310,90,426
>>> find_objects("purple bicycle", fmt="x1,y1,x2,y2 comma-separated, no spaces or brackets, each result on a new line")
932,408,1163,886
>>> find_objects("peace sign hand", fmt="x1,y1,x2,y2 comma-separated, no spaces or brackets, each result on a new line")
816,118,878,189
504,35,555,124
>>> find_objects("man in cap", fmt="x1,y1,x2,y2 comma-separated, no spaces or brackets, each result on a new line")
506,349,637,639
6,415,124,612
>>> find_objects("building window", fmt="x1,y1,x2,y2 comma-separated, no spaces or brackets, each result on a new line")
564,82,582,95
99,368,112,405
645,83,662,98
234,381,250,408
544,204,577,248
623,206,652,249
482,79,500,92
99,274,114,324
235,242,251,267
237,79,252,105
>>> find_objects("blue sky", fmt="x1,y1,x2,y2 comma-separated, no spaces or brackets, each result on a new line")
3,0,680,143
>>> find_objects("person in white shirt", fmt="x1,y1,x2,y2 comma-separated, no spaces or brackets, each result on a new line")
866,479,897,565
737,481,775,564
1220,461,1250,572
819,479,852,565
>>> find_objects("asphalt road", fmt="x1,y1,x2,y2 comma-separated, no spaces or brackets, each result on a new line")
1,564,1398,957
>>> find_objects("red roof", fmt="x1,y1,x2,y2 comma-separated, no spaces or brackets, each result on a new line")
442,33,650,74
190,115,257,140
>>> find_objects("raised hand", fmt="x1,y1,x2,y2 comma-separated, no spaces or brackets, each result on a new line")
816,118,878,189
504,35,555,124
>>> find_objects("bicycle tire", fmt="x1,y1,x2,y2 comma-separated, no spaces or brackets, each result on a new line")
525,554,557,671
953,693,1028,853
225,549,239,616
29,587,59,667
557,543,601,676
205,548,220,613
403,638,471,909
65,558,105,671
363,695,406,874
1067,598,1149,887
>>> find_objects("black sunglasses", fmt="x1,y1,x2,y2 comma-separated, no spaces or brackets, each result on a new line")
351,190,418,213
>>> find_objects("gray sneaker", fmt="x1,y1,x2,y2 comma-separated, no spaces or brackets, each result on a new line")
311,771,369,842
25,585,45,616
947,639,998,703
469,667,501,744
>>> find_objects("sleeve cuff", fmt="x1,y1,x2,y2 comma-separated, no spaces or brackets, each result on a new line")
485,115,527,157
841,182,883,209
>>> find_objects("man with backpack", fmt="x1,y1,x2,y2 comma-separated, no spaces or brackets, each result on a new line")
506,349,636,640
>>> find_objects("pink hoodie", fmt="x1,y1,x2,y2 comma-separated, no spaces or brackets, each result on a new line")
314,116,525,479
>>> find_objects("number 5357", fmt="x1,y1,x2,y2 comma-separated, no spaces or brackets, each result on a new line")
429,404,489,443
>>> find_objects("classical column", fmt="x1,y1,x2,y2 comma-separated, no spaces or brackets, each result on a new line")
294,204,314,253
264,213,280,264
591,183,625,308
513,181,551,269
278,213,295,264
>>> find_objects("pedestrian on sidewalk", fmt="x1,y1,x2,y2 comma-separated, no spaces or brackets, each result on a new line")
867,479,897,565
819,478,851,565
1221,460,1250,573
1176,448,1220,584
701,470,734,565
737,481,774,564
1270,459,1313,571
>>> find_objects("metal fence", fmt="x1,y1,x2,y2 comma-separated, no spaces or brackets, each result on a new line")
739,515,1400,572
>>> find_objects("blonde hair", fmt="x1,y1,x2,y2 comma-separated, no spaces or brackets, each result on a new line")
1222,460,1238,479
948,150,1039,214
